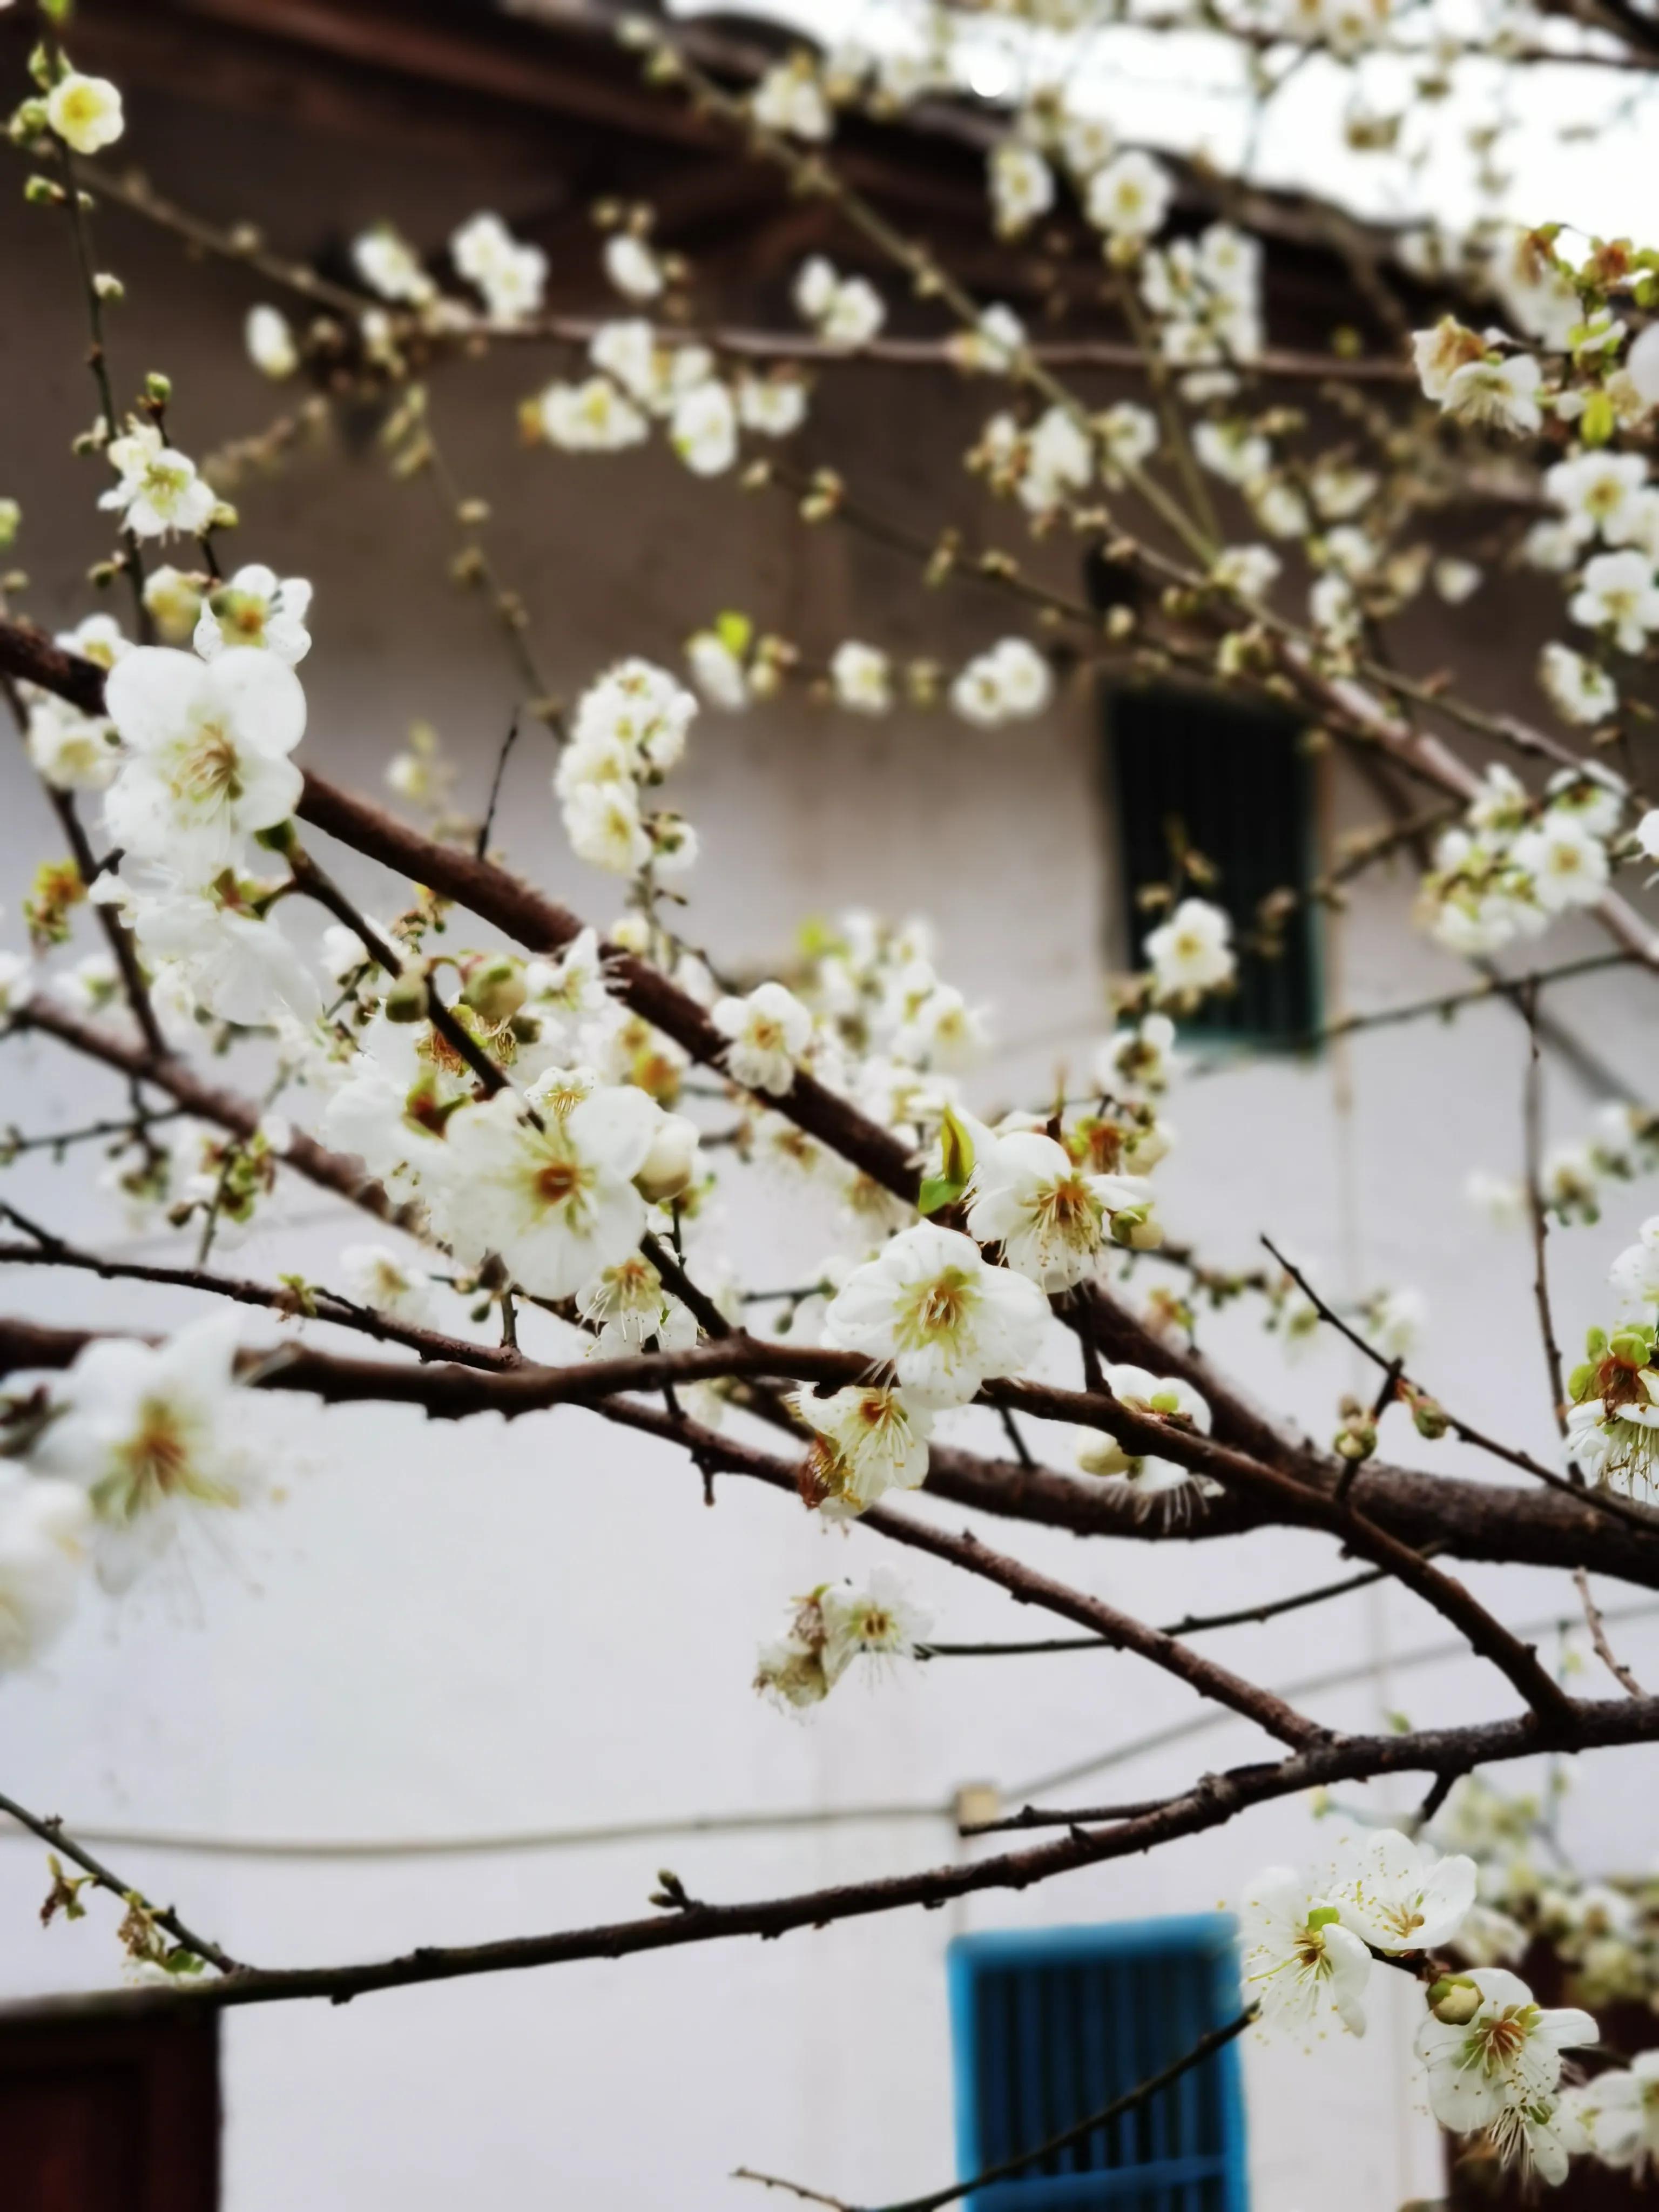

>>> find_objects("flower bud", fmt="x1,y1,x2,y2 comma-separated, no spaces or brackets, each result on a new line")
636,1111,700,1203
1410,1390,1449,1440
1426,1976,1482,2026
382,969,429,1023
1334,1412,1377,1463
461,954,527,1026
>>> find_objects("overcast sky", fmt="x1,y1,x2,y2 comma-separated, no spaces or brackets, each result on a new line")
669,0,1659,244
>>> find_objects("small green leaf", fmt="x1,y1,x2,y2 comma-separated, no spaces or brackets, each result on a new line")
919,1105,975,1216
714,609,752,657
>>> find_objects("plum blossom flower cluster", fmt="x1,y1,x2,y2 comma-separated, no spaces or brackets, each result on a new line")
1417,764,1625,957
555,658,700,881
1244,1827,1600,2184
531,318,806,472
754,1568,930,1707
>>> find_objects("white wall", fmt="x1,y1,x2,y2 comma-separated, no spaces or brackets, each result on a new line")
3,77,1659,2212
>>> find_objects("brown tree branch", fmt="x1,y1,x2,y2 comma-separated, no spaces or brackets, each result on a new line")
7,1702,1657,2020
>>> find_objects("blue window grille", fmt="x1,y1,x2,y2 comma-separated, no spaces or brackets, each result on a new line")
947,1914,1249,2212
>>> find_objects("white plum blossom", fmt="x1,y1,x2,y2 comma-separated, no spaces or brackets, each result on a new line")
602,233,664,302
1241,1866,1371,2038
434,1081,659,1301
686,626,748,710
1566,2054,1659,2173
1144,899,1235,1003
1414,1968,1596,2184
245,304,298,379
1570,550,1659,653
1329,1829,1478,1953
711,982,813,1096
830,640,893,714
823,1224,1048,1408
967,1129,1155,1289
1101,403,1159,473
1566,1333,1659,1491
1610,1218,1659,1317
793,257,885,348
24,692,119,792
193,564,313,664
1071,1364,1218,1516
538,376,649,453
91,867,315,1027
1546,450,1648,542
572,659,697,773
352,224,435,305
1364,1285,1427,1360
753,58,832,141
736,374,807,436
143,565,206,644
1020,406,1094,512
26,1313,257,1593
989,142,1055,235
1085,151,1173,238
1195,420,1271,485
103,646,306,878
0,1475,91,1672
100,422,217,541
45,71,124,154
820,1568,930,1679
1510,814,1610,911
950,638,1053,726
1212,543,1281,600
450,211,547,322
791,1386,933,1515
339,1244,435,1323
948,304,1027,375
1440,353,1543,436
669,379,738,476
578,1254,696,1357
1539,642,1617,725
1096,1013,1181,1096
562,781,651,875
1466,1170,1527,1231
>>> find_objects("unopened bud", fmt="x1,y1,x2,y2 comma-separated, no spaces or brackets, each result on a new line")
144,372,172,405
636,1111,700,1203
1334,1413,1377,1464
1410,1390,1449,1441
382,969,429,1023
461,955,527,1026
1427,1976,1482,2026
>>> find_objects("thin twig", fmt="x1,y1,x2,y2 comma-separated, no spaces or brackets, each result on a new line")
476,709,521,859
1574,1567,1645,1695
0,1788,239,1975
1522,983,1569,1440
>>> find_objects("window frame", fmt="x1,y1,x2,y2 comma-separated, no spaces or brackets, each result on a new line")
1102,679,1327,1054
947,1912,1249,2212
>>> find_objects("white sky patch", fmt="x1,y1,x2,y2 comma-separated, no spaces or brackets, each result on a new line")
665,0,1659,241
